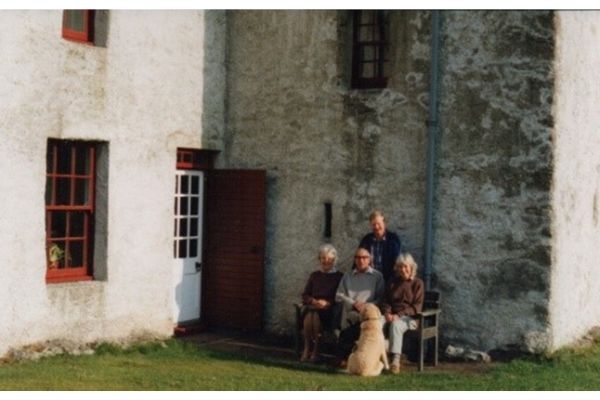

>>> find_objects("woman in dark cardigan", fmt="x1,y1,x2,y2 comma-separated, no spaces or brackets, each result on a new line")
300,244,343,362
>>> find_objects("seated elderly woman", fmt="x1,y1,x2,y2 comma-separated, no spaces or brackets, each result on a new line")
381,253,424,374
300,244,344,362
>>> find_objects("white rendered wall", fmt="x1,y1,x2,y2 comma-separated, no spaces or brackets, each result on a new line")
0,10,225,355
550,11,600,349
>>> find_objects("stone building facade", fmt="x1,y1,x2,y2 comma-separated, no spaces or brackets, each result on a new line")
224,10,600,352
1,9,599,356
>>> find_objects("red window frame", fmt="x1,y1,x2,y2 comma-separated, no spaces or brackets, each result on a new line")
62,10,94,44
351,10,390,89
45,139,96,283
176,148,218,170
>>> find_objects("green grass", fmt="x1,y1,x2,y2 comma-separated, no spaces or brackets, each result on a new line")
1,339,600,390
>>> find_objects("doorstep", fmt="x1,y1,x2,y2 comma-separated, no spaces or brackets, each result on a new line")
173,320,207,337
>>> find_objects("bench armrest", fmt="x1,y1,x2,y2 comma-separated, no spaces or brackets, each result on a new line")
417,309,440,317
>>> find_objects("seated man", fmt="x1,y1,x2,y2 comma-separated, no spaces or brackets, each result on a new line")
334,247,385,367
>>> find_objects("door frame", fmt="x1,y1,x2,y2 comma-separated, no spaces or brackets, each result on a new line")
174,148,219,328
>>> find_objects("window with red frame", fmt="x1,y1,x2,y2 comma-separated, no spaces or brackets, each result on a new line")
45,139,96,283
351,10,390,89
62,10,94,43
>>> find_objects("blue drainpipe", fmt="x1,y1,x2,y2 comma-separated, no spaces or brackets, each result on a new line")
424,10,443,291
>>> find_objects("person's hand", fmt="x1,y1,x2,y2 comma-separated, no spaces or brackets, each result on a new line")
384,312,394,323
311,299,329,310
353,301,365,312
385,313,399,322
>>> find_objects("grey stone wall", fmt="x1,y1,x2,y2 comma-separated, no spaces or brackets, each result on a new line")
435,11,555,350
225,10,432,335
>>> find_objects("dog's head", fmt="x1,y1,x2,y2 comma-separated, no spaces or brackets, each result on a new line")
360,303,382,321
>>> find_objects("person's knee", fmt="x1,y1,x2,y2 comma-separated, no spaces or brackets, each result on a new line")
391,319,409,334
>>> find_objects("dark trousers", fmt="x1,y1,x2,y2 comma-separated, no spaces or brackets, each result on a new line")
336,323,361,359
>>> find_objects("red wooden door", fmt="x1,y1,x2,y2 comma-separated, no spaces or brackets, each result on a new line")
203,170,266,331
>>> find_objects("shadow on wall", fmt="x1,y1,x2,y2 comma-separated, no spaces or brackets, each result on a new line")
94,10,109,48
201,10,227,152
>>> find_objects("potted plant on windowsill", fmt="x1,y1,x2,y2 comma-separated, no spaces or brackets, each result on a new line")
48,243,64,269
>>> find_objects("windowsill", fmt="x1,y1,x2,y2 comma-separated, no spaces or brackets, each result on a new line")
61,37,97,47
46,275,94,285
349,87,389,93
45,279,105,289
343,86,391,97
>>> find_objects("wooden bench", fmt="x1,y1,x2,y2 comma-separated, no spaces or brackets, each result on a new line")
293,303,340,357
293,290,441,371
406,290,441,371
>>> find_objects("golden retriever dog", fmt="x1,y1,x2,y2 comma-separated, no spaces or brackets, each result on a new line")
346,303,389,377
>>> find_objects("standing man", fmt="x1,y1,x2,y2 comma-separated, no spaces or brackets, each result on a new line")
334,247,385,367
359,210,402,283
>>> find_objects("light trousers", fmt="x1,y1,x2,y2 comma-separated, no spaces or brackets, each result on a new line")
381,315,418,355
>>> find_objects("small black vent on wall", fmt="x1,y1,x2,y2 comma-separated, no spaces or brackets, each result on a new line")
324,202,332,238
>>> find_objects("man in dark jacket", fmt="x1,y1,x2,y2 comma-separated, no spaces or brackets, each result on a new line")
359,210,401,283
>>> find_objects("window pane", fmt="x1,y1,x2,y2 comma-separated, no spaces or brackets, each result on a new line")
74,178,90,205
175,176,179,195
46,144,55,174
174,197,178,216
189,239,198,258
45,177,53,205
191,176,199,195
179,218,188,238
56,142,72,174
360,11,374,24
190,218,198,237
67,241,84,268
359,26,373,42
362,46,375,62
75,146,90,175
174,218,178,237
181,176,189,194
70,212,85,237
191,197,199,216
362,63,375,78
55,178,71,205
65,10,85,31
180,197,188,215
178,240,187,258
50,211,67,239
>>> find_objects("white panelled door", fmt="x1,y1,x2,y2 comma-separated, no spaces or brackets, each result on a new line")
173,170,204,323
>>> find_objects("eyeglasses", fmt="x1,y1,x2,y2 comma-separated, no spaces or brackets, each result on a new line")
354,256,370,260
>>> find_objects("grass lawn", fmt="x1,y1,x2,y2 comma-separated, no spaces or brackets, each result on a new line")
1,339,600,390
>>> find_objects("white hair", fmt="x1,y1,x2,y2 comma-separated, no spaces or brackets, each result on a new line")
318,244,338,264
395,253,418,279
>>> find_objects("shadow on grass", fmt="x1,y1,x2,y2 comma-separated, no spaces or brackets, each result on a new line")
194,344,341,375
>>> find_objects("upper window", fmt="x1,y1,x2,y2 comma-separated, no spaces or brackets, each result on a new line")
351,10,390,89
62,10,94,43
45,139,97,283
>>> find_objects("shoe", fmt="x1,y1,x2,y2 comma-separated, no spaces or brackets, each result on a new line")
390,363,400,374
